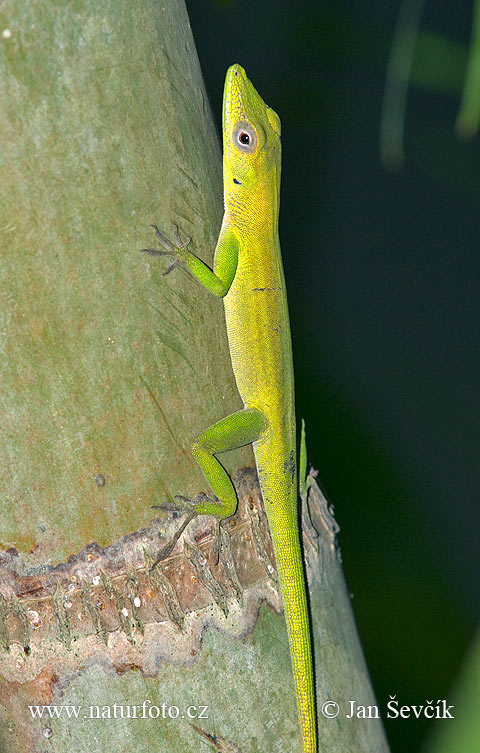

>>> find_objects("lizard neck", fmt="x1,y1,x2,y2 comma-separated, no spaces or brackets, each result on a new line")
224,164,281,242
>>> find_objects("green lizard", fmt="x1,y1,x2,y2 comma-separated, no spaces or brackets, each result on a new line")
142,64,317,753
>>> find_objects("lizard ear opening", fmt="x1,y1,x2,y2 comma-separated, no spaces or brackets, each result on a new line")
266,107,281,137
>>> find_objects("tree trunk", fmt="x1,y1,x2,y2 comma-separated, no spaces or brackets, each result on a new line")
0,1,389,750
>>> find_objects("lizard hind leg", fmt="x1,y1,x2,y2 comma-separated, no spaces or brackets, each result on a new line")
188,406,268,560
189,406,268,520
152,407,267,564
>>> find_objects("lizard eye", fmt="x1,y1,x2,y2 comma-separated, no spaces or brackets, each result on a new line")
233,123,257,152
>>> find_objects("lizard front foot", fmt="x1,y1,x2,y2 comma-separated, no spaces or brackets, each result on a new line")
141,224,191,275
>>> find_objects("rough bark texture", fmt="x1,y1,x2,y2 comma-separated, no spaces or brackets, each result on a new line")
0,1,390,751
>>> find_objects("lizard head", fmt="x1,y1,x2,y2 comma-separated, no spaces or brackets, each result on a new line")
222,64,281,197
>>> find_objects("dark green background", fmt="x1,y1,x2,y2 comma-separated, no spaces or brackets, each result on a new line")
187,2,479,752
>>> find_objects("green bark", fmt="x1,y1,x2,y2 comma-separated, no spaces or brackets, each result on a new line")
0,1,390,751
0,0,245,563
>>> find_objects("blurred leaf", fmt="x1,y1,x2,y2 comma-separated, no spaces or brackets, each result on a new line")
411,32,467,93
422,626,480,753
456,0,480,140
380,0,427,169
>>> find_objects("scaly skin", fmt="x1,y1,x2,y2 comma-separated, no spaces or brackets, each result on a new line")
222,65,316,753
144,64,317,753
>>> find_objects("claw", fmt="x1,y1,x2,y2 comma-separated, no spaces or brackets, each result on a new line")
150,492,225,569
151,224,176,251
141,224,192,274
151,500,188,512
174,492,210,507
140,247,173,258
151,492,210,514
172,224,191,250
211,519,222,565
149,509,196,570
162,258,182,276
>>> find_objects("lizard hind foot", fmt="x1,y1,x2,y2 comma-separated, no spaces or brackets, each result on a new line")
149,493,223,569
151,492,219,517
172,493,225,565
174,491,212,509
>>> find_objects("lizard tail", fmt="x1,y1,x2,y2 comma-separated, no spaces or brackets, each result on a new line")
267,504,318,753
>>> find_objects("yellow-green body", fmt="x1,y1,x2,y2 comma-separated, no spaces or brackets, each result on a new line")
145,64,317,753
222,70,316,753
